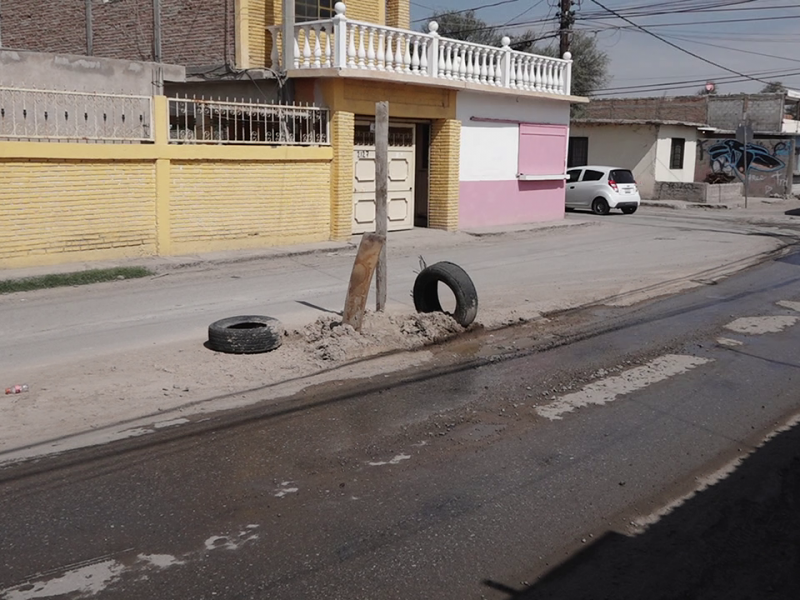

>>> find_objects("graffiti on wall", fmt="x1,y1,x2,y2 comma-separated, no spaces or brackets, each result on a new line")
696,138,793,197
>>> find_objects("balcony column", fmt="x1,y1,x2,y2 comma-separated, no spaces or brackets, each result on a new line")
282,0,295,70
500,36,512,88
428,21,439,78
333,2,348,68
563,51,572,95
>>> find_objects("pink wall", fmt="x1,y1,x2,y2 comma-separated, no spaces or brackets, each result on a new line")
459,180,565,229
518,124,569,176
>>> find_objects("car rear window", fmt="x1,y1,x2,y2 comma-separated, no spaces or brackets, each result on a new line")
610,169,635,183
582,169,605,181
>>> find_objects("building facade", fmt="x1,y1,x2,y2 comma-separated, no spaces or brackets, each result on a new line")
0,0,585,269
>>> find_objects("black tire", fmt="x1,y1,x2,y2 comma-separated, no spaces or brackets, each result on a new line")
208,315,283,354
591,197,610,215
621,205,638,215
565,207,575,212
413,261,478,327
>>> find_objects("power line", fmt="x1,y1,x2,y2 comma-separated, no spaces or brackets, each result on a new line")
587,0,774,87
411,0,523,24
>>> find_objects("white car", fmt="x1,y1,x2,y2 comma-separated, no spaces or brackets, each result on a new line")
565,166,641,215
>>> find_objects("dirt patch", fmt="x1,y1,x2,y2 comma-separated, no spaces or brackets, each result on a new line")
0,309,466,460
296,311,465,363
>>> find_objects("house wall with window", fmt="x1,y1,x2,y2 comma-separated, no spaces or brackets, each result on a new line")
654,125,698,184
569,122,658,196
457,92,570,228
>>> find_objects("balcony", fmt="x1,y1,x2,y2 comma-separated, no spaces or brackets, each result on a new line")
269,2,574,97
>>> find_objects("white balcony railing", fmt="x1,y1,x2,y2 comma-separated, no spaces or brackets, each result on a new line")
268,2,572,96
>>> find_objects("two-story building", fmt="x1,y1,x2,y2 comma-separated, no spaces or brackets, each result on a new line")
0,0,586,269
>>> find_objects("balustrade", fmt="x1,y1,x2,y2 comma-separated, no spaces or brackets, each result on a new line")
269,2,573,95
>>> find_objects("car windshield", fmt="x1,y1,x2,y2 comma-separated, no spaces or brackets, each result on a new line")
610,169,635,183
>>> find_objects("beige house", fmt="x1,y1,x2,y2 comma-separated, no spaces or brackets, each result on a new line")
568,119,703,198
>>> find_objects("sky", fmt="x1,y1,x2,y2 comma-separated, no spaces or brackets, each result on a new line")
408,0,800,98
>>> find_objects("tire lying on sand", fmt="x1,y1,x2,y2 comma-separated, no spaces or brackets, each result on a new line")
412,261,478,328
207,315,284,354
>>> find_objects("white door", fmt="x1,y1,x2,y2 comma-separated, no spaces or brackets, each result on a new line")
353,122,416,234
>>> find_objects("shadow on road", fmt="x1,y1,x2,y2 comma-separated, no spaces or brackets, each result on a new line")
785,208,800,217
485,418,800,599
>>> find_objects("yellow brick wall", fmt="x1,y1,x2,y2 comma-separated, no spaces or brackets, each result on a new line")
250,0,274,68
330,110,355,241
428,118,461,230
386,0,410,30
0,160,157,268
169,160,331,253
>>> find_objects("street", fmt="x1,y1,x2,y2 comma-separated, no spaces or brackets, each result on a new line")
2,204,798,462
2,217,800,598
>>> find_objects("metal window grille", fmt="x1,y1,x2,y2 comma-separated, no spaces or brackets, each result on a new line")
568,136,589,168
0,87,153,143
168,97,330,146
670,138,686,170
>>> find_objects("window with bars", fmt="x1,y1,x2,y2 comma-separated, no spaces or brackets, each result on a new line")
567,136,588,168
296,0,334,22
670,138,686,170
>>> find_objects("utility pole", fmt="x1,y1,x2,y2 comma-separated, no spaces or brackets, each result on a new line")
558,0,574,57
375,101,389,312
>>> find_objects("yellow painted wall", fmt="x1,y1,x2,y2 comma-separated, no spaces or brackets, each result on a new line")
0,97,333,269
170,161,331,253
0,160,157,266
295,78,456,120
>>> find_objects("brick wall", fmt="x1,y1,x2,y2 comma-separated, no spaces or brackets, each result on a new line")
1,0,235,69
584,96,708,124
386,0,410,30
170,160,331,252
330,110,355,241
0,160,158,263
428,118,460,231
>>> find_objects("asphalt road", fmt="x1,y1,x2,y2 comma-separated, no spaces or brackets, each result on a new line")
2,241,800,599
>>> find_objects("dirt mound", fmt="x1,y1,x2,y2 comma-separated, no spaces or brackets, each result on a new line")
296,311,465,363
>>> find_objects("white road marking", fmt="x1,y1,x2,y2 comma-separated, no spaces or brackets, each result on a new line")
1,560,124,599
717,337,743,347
154,418,190,429
136,554,183,569
777,300,800,312
368,454,411,466
274,485,299,498
724,316,798,335
536,355,712,421
630,412,800,534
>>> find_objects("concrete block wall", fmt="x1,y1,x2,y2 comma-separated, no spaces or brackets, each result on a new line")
653,181,742,204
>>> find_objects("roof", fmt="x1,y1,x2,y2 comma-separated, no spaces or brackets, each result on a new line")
571,118,708,128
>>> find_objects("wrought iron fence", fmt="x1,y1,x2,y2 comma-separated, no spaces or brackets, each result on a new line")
0,87,153,142
168,97,330,146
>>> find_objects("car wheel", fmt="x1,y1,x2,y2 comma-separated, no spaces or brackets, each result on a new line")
591,197,610,216
621,206,638,215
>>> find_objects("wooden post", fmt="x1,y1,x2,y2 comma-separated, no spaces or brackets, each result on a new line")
342,233,385,332
375,101,389,311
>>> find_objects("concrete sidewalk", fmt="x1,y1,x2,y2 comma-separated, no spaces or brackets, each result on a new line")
2,199,800,465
